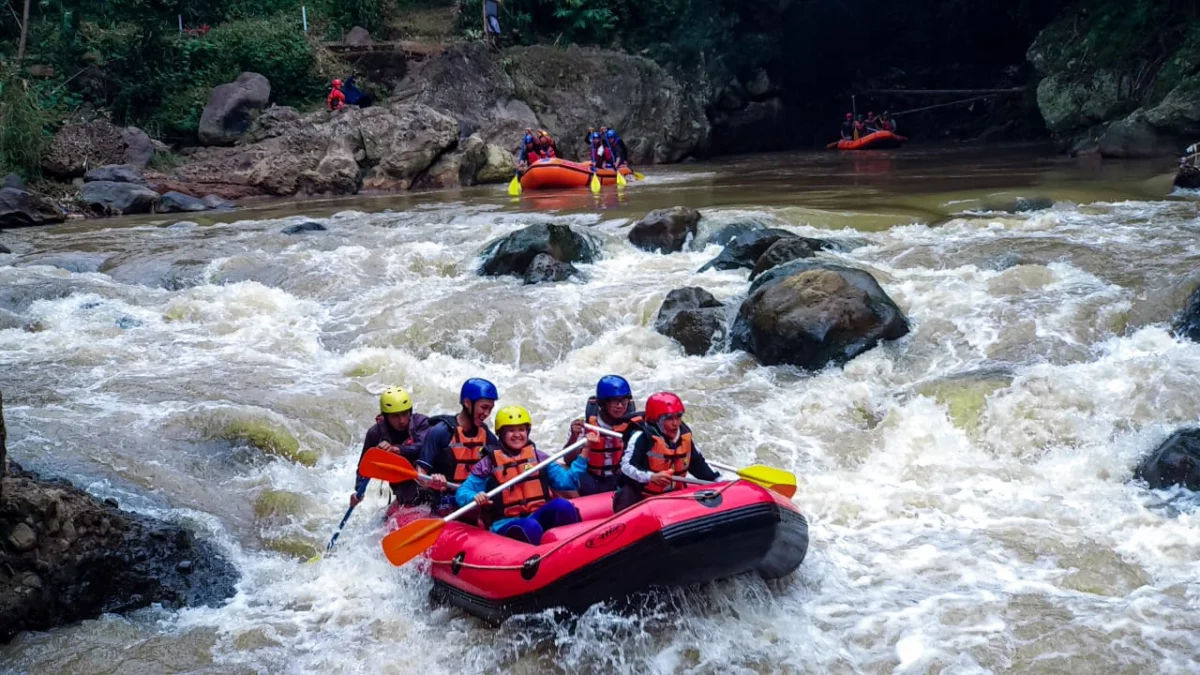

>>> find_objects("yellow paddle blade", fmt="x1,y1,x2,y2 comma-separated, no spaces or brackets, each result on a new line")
633,172,645,180
359,448,419,484
507,175,521,196
382,518,446,567
590,172,601,193
616,170,627,187
736,465,798,498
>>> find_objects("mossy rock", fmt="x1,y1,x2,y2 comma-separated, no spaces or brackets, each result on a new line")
253,489,312,520
914,371,1013,432
222,420,317,466
260,535,320,560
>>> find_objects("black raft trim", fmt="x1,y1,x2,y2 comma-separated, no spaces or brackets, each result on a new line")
430,502,809,623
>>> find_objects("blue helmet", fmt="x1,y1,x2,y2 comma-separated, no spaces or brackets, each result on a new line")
460,378,498,403
524,134,535,145
605,129,616,139
596,375,631,400
590,131,601,142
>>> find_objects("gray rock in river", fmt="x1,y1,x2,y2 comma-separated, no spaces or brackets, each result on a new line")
628,206,700,254
732,261,909,370
700,228,830,272
654,287,727,356
1135,428,1200,490
157,191,209,213
80,181,160,215
1173,284,1200,343
523,252,579,285
0,461,238,643
691,220,768,249
749,237,816,280
201,195,236,210
0,188,67,228
281,221,327,235
479,223,599,279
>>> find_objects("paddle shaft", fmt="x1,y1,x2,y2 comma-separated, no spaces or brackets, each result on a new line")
326,502,358,552
438,438,588,525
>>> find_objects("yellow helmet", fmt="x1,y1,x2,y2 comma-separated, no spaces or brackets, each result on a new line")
379,386,413,414
493,405,532,433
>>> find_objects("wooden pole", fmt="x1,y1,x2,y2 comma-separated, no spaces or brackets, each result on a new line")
16,0,30,66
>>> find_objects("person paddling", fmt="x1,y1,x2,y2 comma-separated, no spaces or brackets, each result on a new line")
613,392,720,512
351,386,432,510
456,406,583,544
417,378,500,515
603,128,628,168
563,375,642,496
840,112,854,140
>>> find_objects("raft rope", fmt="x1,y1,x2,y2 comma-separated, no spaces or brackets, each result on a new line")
892,94,1006,117
429,480,741,572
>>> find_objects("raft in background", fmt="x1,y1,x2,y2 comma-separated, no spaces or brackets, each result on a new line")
519,158,634,190
390,481,809,623
828,130,908,150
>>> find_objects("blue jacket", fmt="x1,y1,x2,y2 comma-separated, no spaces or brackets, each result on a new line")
456,453,588,533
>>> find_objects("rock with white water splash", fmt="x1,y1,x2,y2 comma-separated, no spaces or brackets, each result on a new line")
0,462,237,643
523,252,578,284
479,223,599,278
692,220,767,249
1135,428,1200,490
281,221,327,235
749,237,817,280
654,287,727,356
732,261,910,369
700,228,829,272
628,207,700,254
1174,284,1200,343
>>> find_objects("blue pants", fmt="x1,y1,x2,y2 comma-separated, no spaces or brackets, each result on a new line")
495,498,581,545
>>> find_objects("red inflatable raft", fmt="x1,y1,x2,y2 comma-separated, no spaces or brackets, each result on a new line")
519,158,633,190
391,481,809,622
830,130,908,150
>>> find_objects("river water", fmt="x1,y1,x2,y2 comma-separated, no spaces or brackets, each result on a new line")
2,144,1199,674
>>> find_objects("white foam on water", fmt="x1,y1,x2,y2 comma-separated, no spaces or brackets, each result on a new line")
1,195,1200,673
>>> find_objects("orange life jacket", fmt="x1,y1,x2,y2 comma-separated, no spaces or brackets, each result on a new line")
585,414,642,478
490,444,549,518
448,425,488,482
327,88,345,111
642,429,692,495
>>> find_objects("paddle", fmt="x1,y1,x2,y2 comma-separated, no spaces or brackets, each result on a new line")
381,438,589,567
583,423,798,498
359,447,460,488
508,171,521,196
589,170,601,193
616,169,627,188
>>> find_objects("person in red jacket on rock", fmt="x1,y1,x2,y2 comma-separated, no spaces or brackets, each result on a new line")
327,79,346,111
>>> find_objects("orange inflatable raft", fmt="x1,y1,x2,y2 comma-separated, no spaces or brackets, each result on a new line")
519,158,633,190
830,130,908,150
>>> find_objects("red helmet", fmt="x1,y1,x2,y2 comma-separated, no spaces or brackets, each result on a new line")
332,79,343,88
645,392,685,422
845,112,853,119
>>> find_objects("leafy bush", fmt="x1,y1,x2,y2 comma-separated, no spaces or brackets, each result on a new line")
0,75,49,177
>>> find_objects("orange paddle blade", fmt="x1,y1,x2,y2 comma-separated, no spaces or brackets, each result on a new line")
359,448,419,484
382,518,445,566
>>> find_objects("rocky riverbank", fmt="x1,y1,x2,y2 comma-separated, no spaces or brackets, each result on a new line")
0,394,238,643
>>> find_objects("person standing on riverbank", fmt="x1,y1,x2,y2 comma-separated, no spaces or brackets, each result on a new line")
484,0,502,49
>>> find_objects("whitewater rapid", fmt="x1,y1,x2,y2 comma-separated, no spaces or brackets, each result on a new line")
2,173,1200,673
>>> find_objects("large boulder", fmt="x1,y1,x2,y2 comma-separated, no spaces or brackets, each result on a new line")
750,237,817,280
395,43,708,163
157,191,209,213
700,228,828,272
475,143,517,184
0,188,66,228
165,104,456,197
1,463,238,643
1173,284,1200,342
83,164,145,184
1034,70,1130,136
628,207,700,253
416,134,487,189
524,252,579,285
1098,114,1174,159
693,220,768,249
731,261,910,369
121,127,156,169
479,223,599,277
198,72,272,146
1135,428,1200,490
654,287,727,356
79,181,160,215
41,119,126,178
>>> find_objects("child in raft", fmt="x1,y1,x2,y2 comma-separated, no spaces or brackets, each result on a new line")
456,406,585,545
613,392,721,513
